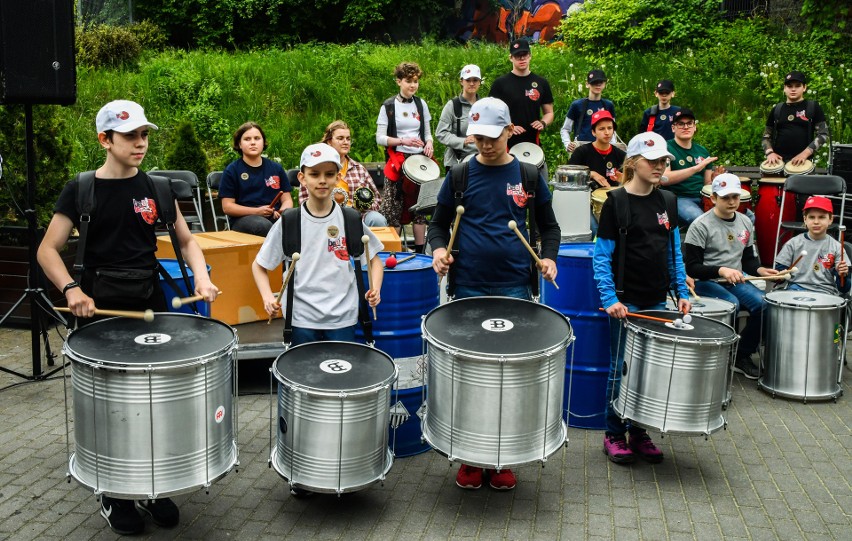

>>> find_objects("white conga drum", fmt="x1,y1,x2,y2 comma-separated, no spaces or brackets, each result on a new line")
760,291,846,401
509,142,545,168
613,312,738,436
402,154,441,185
760,158,785,176
421,297,571,468
65,314,239,498
271,342,397,494
783,159,815,176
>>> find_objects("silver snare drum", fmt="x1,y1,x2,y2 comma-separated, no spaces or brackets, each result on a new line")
271,342,397,494
666,297,737,329
402,154,441,185
64,314,239,499
614,312,738,436
760,291,846,401
421,297,571,469
551,164,590,188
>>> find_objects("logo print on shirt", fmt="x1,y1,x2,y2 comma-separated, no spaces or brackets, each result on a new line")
134,197,158,225
657,211,670,230
525,88,540,102
818,252,835,269
737,229,750,246
507,182,528,208
266,175,281,189
795,109,809,121
328,236,350,261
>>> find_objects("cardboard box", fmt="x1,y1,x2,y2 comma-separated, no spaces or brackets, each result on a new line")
370,227,402,253
157,231,282,324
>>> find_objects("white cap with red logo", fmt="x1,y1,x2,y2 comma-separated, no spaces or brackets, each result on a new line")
466,97,512,138
300,143,341,170
625,132,674,161
95,100,158,134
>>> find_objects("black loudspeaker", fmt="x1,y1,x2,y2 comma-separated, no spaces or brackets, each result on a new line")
831,144,852,186
0,0,76,105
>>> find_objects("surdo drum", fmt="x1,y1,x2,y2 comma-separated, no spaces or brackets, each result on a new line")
760,291,846,401
271,342,397,494
421,297,571,468
613,312,738,436
64,314,239,498
402,154,441,185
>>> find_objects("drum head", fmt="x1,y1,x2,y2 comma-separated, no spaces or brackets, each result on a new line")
700,185,712,197
509,143,545,167
766,290,846,309
628,311,734,340
591,188,612,203
759,176,786,185
274,341,395,392
65,314,236,366
760,159,785,174
423,297,571,356
667,297,735,315
402,155,440,184
783,160,815,175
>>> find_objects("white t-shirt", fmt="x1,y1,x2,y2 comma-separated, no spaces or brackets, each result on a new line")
255,205,383,329
376,98,433,154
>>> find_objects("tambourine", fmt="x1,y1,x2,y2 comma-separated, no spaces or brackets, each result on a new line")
332,187,350,206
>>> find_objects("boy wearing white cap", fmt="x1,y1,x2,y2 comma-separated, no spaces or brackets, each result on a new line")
428,97,561,491
436,64,482,167
683,173,779,379
593,131,691,465
253,143,383,347
38,100,219,535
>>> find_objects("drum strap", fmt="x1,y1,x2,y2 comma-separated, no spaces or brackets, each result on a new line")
383,96,425,161
646,104,659,133
280,205,373,345
451,96,479,161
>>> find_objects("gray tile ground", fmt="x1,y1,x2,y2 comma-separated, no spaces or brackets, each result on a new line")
0,324,849,540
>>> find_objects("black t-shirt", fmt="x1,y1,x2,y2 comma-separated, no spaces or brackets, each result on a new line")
766,100,826,160
55,171,160,271
597,189,676,306
489,71,553,147
567,143,626,184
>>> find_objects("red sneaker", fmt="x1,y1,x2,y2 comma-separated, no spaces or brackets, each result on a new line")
455,464,483,489
488,468,516,490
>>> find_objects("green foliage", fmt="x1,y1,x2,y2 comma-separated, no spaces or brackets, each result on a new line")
0,106,73,227
163,122,210,186
76,24,142,69
800,0,851,50
127,20,168,51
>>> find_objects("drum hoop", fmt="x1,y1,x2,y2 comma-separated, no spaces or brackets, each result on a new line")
625,319,738,345
63,335,238,371
272,358,399,396
422,333,573,362
765,297,847,310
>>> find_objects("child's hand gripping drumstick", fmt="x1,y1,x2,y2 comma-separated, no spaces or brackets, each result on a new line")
54,306,154,322
362,235,378,320
508,220,559,290
442,206,465,264
269,253,300,324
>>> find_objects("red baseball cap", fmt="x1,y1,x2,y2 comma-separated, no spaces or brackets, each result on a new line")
591,109,617,130
803,195,833,214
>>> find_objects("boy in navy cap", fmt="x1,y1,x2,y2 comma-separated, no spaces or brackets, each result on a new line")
561,68,616,152
639,79,680,140
762,70,828,168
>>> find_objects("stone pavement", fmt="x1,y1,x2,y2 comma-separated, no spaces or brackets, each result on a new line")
0,324,849,541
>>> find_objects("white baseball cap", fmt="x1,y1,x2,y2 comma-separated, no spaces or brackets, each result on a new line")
625,132,674,161
711,173,741,197
299,143,341,170
95,100,158,133
466,97,512,138
459,64,482,80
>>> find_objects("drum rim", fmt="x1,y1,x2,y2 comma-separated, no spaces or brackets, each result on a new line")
402,154,440,176
758,176,786,184
765,291,847,309
783,159,815,174
624,312,738,345
422,334,573,362
509,142,545,166
270,447,394,493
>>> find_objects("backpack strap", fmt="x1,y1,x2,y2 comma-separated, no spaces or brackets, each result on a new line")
452,96,465,160
413,96,426,143
646,104,659,133
73,171,97,283
519,161,540,297
806,99,816,140
280,207,302,345
609,187,630,296
446,162,469,297
342,206,373,344
659,189,679,297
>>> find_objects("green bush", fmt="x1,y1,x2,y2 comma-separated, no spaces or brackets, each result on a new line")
163,121,209,187
127,20,168,51
76,24,142,69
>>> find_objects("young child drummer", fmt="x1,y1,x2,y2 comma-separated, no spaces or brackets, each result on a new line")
683,174,780,379
775,196,850,295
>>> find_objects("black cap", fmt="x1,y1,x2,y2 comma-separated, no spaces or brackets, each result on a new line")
784,71,807,85
587,69,607,83
509,39,531,56
656,79,675,93
673,108,696,122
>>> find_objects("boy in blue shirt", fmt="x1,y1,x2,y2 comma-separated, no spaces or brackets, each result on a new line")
639,79,680,140
561,69,616,152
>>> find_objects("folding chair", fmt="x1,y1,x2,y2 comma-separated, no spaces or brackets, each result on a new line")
206,171,230,231
772,174,846,266
286,168,300,188
154,170,205,232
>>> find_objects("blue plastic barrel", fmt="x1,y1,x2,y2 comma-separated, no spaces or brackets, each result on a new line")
158,259,211,317
357,252,439,457
541,243,609,429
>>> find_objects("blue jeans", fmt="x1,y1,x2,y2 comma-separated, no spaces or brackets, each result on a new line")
231,215,274,236
693,280,765,357
677,197,703,227
452,285,532,301
606,301,666,436
290,325,357,347
363,210,388,227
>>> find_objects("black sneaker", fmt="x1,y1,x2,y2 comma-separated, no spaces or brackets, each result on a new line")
136,498,180,528
733,356,760,380
101,495,144,535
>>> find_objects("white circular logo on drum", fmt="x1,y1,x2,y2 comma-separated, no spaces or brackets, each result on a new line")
133,333,171,345
214,405,225,424
320,359,352,374
793,296,817,303
482,318,514,332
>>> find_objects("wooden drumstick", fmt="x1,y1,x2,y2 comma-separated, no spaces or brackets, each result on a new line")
269,252,300,324
713,272,794,283
508,220,559,290
362,235,377,320
787,250,807,272
597,307,679,325
171,291,222,309
840,226,846,288
687,283,700,301
54,306,154,322
442,205,465,264
268,191,284,208
395,254,417,266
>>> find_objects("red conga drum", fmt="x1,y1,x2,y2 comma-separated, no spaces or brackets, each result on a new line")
755,177,796,265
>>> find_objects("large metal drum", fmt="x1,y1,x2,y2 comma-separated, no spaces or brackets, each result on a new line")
65,314,238,498
357,252,439,456
613,312,738,436
271,342,396,494
760,291,846,401
541,243,609,429
666,296,737,329
421,297,571,468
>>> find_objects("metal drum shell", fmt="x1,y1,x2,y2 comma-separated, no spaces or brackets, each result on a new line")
613,313,738,436
552,164,591,188
65,314,238,499
421,297,571,469
271,342,397,493
760,291,845,401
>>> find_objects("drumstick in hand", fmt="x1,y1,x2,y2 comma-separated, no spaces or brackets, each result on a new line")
508,220,559,290
713,272,794,283
172,291,222,309
840,226,846,288
268,191,284,208
687,283,700,301
269,253,300,324
362,235,377,320
54,306,154,322
787,250,807,272
442,206,465,264
598,307,692,327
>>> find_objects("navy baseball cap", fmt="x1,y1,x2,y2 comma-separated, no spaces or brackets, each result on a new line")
785,71,807,85
673,108,696,122
587,69,607,84
656,80,675,93
509,39,530,56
